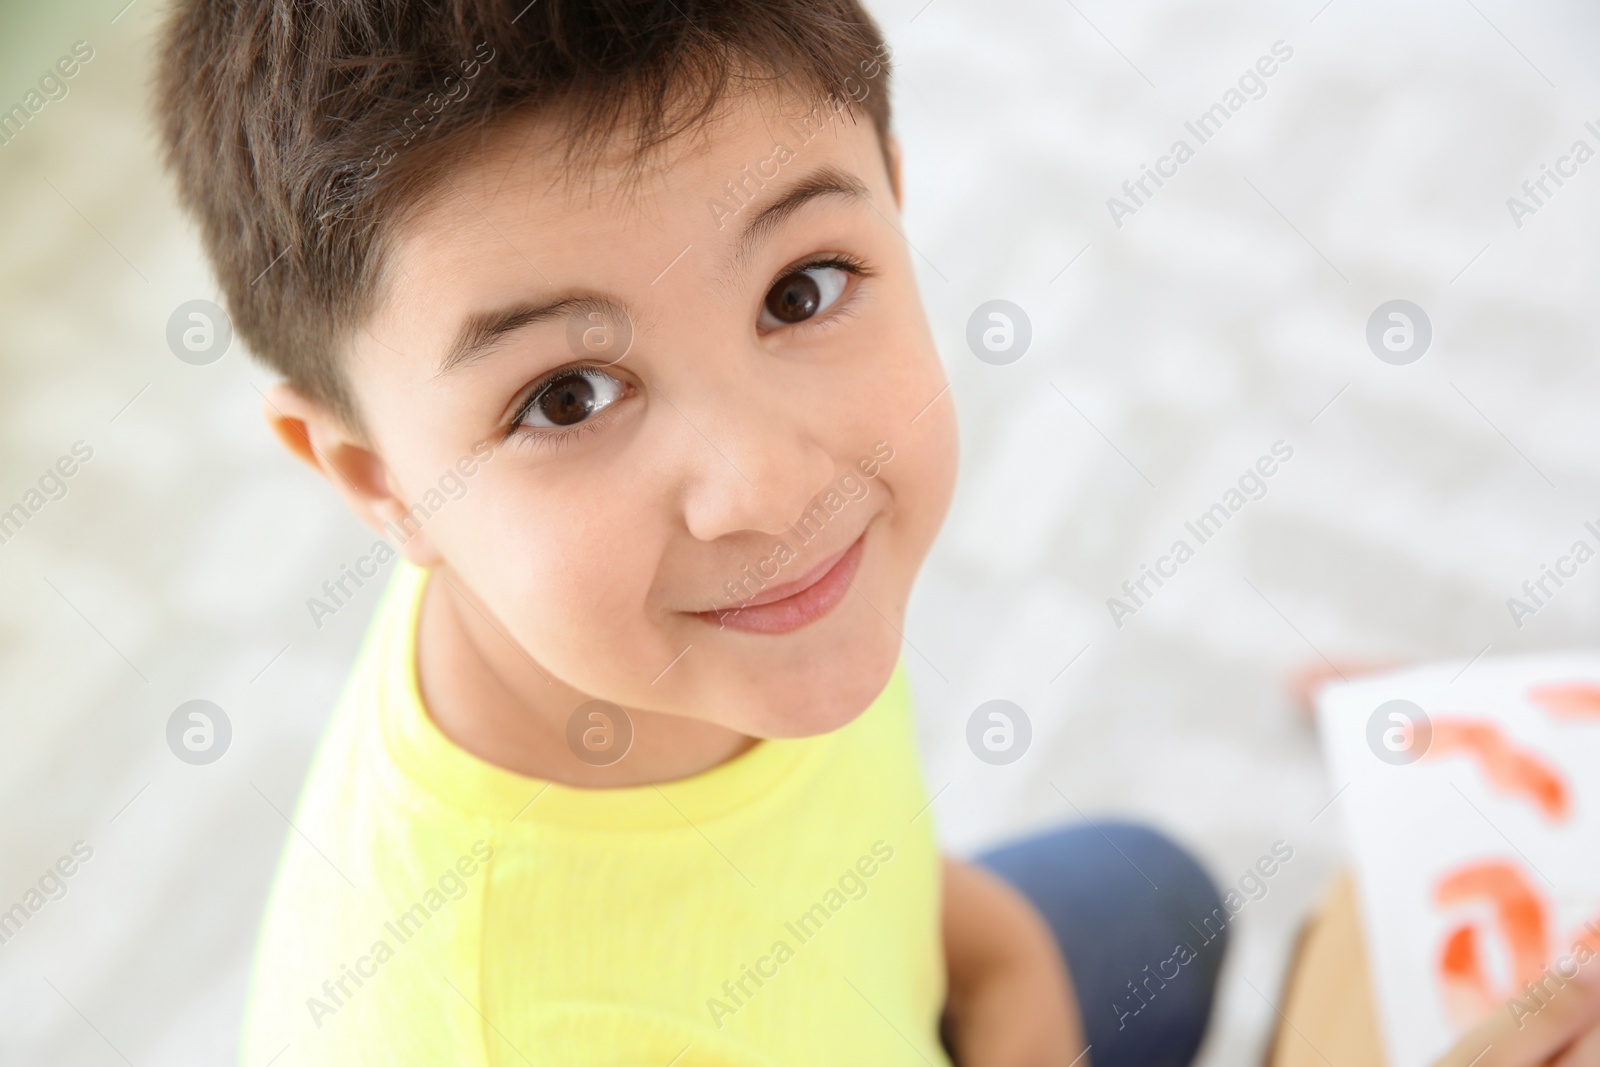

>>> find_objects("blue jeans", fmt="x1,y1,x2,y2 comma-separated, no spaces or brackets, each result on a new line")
970,821,1229,1067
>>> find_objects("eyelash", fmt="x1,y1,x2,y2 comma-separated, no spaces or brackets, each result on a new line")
504,366,632,453
764,253,872,332
789,252,869,278
502,252,873,452
514,416,605,454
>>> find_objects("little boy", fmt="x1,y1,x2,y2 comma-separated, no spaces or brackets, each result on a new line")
155,2,1228,1064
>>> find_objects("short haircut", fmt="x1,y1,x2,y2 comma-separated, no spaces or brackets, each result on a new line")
154,0,894,433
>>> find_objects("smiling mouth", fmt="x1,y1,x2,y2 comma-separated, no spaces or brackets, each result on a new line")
693,530,867,635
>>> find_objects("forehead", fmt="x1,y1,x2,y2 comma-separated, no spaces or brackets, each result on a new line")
357,87,889,377
391,87,883,274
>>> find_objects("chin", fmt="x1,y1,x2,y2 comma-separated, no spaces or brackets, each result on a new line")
724,626,904,739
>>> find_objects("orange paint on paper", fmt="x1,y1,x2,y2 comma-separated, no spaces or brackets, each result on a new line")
1528,682,1600,720
1437,924,1495,1024
1427,718,1570,821
1434,861,1550,1028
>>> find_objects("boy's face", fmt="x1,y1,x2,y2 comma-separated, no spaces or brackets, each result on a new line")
328,87,957,738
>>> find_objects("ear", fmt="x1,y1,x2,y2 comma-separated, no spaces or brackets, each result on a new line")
884,134,904,209
260,383,445,568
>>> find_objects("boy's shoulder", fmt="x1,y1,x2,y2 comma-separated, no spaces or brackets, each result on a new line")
238,562,486,1059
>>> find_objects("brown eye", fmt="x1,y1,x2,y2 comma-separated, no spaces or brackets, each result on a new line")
758,264,851,329
519,369,626,429
765,271,821,323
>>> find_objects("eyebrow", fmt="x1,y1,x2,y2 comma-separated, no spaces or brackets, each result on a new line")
437,295,625,376
734,165,873,267
436,166,872,376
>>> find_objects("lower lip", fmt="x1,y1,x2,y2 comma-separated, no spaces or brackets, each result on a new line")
697,532,866,636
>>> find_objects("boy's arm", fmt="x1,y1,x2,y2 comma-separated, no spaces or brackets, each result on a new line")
941,855,1085,1067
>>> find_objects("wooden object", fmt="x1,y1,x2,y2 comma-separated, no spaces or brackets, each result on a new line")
1266,871,1388,1067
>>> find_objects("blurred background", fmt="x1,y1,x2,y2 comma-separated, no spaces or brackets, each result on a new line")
4,0,1600,1063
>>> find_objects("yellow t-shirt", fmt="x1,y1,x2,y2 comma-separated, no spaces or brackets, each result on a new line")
240,559,950,1067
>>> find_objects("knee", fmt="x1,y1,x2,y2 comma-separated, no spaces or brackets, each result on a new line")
1099,821,1231,968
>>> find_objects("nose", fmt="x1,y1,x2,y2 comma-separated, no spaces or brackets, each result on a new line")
670,383,839,543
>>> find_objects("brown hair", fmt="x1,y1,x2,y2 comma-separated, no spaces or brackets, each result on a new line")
154,0,894,432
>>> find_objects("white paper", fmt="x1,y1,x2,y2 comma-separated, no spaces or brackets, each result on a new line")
1316,652,1600,1067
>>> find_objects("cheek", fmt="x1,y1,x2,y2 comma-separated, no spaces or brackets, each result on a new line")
847,334,957,600
872,279,949,424
450,473,670,685
869,304,958,516
881,408,957,559
919,409,960,520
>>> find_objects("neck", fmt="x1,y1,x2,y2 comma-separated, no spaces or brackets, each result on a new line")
415,566,757,788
